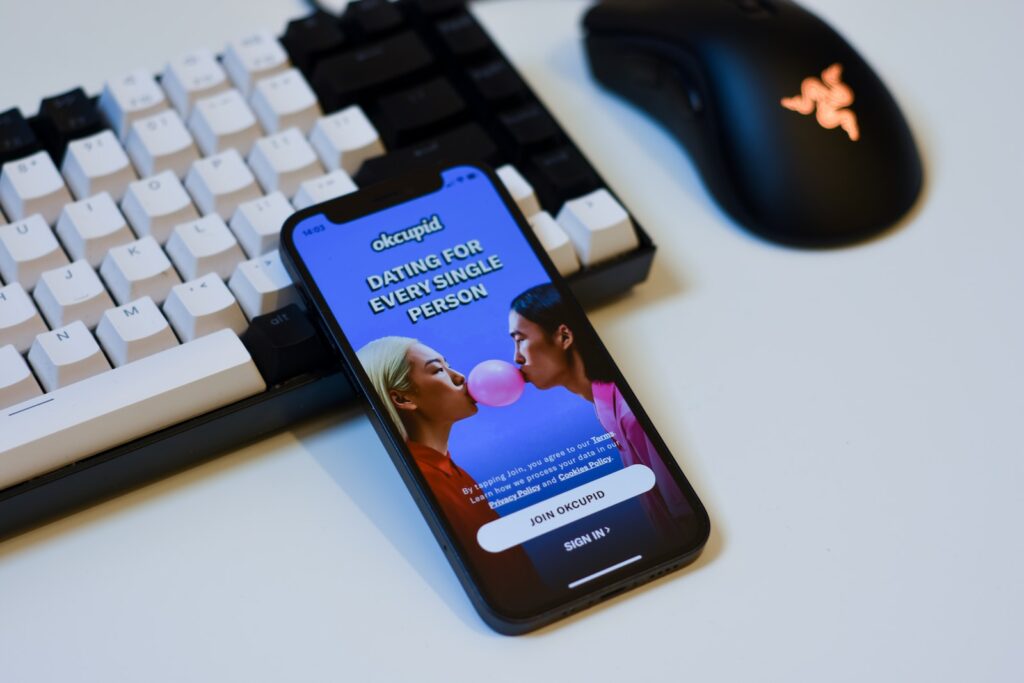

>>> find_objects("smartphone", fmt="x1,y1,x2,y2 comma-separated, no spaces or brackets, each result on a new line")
281,164,709,634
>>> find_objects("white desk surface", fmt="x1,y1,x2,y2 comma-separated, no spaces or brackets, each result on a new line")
2,1,1021,680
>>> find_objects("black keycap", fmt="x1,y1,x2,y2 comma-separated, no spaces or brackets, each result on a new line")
282,11,347,74
409,0,465,16
500,102,559,149
355,122,499,186
435,12,490,57
530,146,600,200
312,31,434,111
345,0,405,36
375,77,466,146
0,108,42,166
240,304,334,386
468,59,527,104
33,88,104,160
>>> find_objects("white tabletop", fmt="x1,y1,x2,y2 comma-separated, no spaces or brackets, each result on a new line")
1,1,1021,680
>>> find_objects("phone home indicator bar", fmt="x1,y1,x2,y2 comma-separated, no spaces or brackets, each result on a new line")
476,464,656,553
568,555,643,589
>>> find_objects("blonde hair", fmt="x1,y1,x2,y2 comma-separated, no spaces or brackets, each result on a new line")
356,336,419,440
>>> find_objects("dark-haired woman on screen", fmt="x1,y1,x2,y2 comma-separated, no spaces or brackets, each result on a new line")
508,284,691,540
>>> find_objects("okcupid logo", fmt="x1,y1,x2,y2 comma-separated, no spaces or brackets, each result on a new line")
371,215,445,252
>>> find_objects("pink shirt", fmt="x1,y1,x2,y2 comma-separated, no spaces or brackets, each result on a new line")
592,381,691,524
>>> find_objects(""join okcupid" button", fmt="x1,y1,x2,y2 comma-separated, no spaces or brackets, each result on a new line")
476,464,656,553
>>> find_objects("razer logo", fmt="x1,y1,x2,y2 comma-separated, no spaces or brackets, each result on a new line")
780,63,860,141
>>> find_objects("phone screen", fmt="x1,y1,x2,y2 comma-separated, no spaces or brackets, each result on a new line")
286,165,706,621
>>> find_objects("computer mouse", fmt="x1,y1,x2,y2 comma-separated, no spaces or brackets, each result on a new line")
582,0,923,247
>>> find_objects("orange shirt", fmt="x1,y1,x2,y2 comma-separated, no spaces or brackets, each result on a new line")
406,440,501,548
406,441,539,607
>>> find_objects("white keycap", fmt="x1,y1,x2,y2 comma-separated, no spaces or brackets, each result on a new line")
163,273,247,342
0,215,69,290
0,151,74,225
32,260,115,329
165,215,245,281
55,192,135,268
99,236,182,305
125,110,200,178
121,171,199,244
61,131,138,202
250,68,322,134
223,31,290,96
528,211,580,277
183,149,261,219
229,192,293,258
555,189,639,266
97,69,169,140
0,344,42,410
229,249,300,319
497,164,541,218
292,170,357,210
162,48,231,116
309,106,386,175
0,329,265,488
187,89,263,156
0,283,48,354
27,320,111,392
95,296,178,367
248,128,323,198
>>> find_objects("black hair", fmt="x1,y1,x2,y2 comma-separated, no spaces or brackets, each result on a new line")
510,283,616,383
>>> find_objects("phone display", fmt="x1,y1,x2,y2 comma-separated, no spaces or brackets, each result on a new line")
282,165,708,633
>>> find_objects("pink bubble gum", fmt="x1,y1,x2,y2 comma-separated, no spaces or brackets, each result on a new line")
467,360,525,407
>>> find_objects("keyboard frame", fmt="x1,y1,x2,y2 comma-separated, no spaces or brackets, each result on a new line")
0,2,657,539
0,244,653,539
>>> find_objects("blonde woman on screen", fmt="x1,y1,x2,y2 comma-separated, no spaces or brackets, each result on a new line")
357,337,536,603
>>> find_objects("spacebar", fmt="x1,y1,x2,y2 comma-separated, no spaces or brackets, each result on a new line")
0,329,267,490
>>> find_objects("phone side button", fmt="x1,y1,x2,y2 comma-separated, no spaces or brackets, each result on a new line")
239,303,334,385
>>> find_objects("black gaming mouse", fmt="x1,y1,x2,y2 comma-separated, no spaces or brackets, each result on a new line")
583,0,923,247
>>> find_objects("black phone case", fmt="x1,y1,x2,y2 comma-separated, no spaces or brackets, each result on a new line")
280,163,710,634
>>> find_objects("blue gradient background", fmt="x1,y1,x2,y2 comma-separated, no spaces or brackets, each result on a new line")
292,167,661,589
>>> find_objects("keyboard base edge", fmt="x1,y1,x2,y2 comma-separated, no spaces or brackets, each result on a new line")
0,369,353,541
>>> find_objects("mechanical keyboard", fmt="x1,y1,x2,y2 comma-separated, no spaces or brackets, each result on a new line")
0,0,656,538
